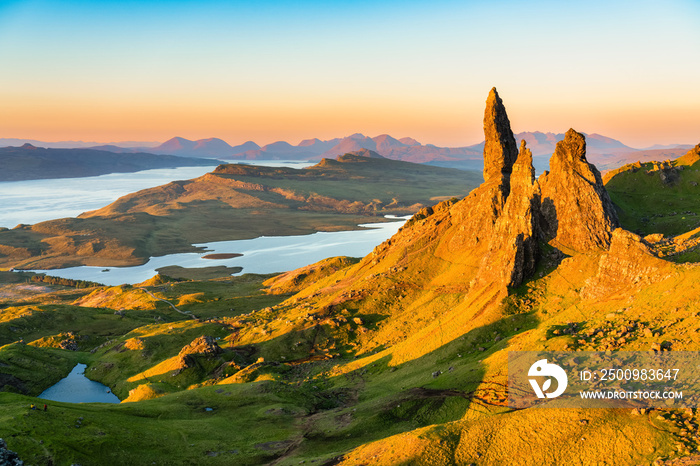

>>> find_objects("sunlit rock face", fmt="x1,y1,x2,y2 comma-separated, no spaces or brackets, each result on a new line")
539,128,619,253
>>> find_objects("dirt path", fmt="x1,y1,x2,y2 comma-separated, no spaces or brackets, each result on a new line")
138,288,197,319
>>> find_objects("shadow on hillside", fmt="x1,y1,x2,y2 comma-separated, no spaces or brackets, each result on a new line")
241,311,541,463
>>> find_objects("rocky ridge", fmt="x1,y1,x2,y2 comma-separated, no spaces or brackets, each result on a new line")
280,87,635,366
454,88,620,289
581,228,675,299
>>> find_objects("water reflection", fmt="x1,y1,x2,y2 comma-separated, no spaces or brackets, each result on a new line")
27,216,407,286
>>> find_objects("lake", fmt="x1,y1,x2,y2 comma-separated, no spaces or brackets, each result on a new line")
0,161,315,228
4,160,405,285
38,363,120,404
0,166,218,228
27,216,407,286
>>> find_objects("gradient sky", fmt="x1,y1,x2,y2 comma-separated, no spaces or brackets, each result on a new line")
1,0,698,148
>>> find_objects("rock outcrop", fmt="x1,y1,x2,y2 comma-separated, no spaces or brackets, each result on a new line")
58,333,79,351
473,141,540,288
581,229,673,299
539,129,619,253
172,336,224,374
389,90,623,293
466,98,622,289
447,88,519,253
482,88,519,184
179,336,223,358
676,143,700,166
0,439,23,466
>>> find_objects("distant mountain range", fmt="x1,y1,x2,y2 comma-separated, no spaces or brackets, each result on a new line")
95,133,694,170
131,133,482,164
148,137,260,158
2,133,695,172
593,147,694,172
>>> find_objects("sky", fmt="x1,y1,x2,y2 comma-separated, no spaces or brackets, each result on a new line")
0,0,698,148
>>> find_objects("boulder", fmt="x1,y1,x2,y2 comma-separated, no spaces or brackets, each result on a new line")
0,439,23,466
179,336,223,357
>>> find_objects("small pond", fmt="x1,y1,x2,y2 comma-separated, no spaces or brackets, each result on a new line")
39,364,120,404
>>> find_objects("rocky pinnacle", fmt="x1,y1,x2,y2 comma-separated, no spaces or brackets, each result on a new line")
483,87,519,184
539,129,619,252
472,139,540,289
454,92,620,292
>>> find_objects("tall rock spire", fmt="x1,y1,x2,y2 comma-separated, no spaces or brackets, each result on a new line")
539,129,619,252
445,88,518,253
482,87,519,184
471,140,540,289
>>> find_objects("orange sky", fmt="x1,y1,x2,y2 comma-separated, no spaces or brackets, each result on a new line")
1,0,699,148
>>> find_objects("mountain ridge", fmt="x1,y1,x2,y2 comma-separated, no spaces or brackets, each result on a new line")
6,134,689,171
0,145,217,182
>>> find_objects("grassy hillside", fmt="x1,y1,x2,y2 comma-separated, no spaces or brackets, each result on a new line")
0,207,698,465
605,146,700,240
0,153,480,270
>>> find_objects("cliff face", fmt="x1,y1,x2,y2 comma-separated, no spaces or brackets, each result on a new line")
539,128,619,253
581,229,674,299
471,128,540,289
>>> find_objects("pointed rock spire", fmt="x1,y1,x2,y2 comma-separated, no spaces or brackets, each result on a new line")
483,87,519,183
445,88,519,253
539,129,619,253
472,140,540,289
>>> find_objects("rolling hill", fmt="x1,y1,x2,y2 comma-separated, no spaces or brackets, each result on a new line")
604,144,700,242
0,151,480,270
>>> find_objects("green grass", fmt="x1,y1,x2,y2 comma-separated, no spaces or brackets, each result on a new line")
606,162,700,236
0,207,694,465
0,383,304,466
0,343,85,395
150,274,287,319
0,303,164,350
